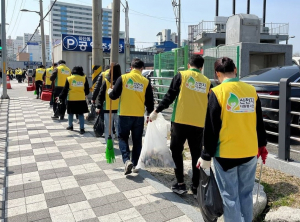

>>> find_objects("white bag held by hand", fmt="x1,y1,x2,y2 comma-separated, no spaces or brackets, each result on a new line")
137,113,175,169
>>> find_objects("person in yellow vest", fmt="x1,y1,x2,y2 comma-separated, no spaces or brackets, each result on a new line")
197,57,268,222
91,65,111,104
16,68,22,83
9,68,13,80
33,65,46,99
50,60,71,120
43,63,57,107
96,64,121,144
58,66,89,134
108,59,154,175
149,55,212,196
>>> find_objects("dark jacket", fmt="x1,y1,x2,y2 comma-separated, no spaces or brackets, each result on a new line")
92,73,104,101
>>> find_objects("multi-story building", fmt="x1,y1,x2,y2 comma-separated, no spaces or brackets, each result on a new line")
50,1,113,44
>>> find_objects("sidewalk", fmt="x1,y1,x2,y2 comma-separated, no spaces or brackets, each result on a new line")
1,80,202,222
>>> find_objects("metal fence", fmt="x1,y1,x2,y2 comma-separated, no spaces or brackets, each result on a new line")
150,75,300,161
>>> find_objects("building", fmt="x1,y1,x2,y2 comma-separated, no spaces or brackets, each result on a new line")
50,1,113,44
23,31,51,62
13,36,23,57
156,29,172,44
171,32,178,44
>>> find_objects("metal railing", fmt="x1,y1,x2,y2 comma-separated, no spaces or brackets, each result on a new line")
192,20,289,37
150,75,300,161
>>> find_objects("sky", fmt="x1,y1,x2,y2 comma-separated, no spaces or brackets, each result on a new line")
2,0,300,53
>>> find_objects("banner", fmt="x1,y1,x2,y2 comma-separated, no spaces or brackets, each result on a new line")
62,34,124,53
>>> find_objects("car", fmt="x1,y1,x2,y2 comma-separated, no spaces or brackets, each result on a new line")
241,66,300,131
142,70,154,79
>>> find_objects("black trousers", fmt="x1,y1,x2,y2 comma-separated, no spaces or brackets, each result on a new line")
35,81,43,97
53,87,66,117
170,122,203,187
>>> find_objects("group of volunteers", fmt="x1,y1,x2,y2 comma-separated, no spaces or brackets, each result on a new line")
6,67,27,82
31,55,268,222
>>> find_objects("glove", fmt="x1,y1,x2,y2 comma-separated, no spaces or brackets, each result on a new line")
96,108,100,114
55,97,60,103
257,146,268,164
196,157,211,169
91,100,95,104
146,116,151,124
149,111,158,121
107,88,113,95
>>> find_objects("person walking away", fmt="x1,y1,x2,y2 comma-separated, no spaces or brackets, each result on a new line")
96,63,121,144
16,68,22,83
50,60,71,120
33,65,46,99
109,59,154,175
9,68,13,80
149,55,212,196
59,66,89,134
197,57,268,222
44,63,57,107
22,68,26,82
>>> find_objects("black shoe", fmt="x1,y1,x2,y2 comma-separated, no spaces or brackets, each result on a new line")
171,183,187,195
51,116,59,119
59,116,64,120
80,129,85,134
66,126,73,131
36,96,39,99
124,160,133,175
191,184,198,199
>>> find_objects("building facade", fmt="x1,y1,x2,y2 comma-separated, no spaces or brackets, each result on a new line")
50,1,112,45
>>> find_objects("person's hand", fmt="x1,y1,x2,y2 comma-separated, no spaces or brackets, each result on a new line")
196,157,211,169
257,146,268,164
146,116,152,124
149,111,158,121
92,100,95,104
107,88,113,95
55,97,60,103
96,108,100,114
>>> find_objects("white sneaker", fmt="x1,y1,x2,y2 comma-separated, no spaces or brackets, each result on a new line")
124,160,133,175
132,166,139,173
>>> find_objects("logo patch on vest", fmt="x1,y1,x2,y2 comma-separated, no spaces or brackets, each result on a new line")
61,69,70,75
227,93,255,113
72,80,84,87
125,78,143,92
185,77,207,93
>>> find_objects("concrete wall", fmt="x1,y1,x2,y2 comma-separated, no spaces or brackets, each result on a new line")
5,61,52,69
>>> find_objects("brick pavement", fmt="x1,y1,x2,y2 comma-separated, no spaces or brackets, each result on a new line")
0,80,202,222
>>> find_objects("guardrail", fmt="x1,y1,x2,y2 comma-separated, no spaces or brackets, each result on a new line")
150,75,300,161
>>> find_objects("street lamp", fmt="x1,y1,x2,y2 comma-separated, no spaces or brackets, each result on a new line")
286,36,295,44
20,1,46,66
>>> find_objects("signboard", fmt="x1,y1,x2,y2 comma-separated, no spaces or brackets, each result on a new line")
27,42,39,46
24,61,42,66
62,34,124,53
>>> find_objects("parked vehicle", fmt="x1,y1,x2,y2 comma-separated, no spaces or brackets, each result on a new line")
241,66,300,131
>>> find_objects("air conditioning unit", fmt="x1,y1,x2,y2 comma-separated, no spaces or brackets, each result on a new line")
215,16,228,33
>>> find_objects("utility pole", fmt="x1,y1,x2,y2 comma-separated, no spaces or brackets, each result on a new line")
91,0,103,92
263,0,266,27
1,0,9,99
247,0,250,14
39,0,46,66
124,1,130,71
110,0,120,64
172,0,181,48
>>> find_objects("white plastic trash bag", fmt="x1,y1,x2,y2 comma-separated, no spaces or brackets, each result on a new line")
137,113,175,169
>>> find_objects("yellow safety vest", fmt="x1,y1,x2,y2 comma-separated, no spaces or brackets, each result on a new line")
171,69,211,127
119,69,149,117
104,78,119,111
212,78,258,158
17,69,22,75
102,69,110,83
67,75,86,101
45,67,53,86
55,64,71,87
6,70,9,75
10,70,13,75
35,68,45,81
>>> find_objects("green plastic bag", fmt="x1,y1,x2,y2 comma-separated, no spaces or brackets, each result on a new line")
33,90,37,95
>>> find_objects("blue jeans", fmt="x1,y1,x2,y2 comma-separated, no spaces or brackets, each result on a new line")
118,116,144,166
214,157,257,222
104,113,119,144
68,114,84,129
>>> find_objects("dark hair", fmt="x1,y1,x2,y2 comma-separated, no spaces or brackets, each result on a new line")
38,65,45,68
189,55,204,69
53,63,58,67
214,57,236,73
71,66,84,75
58,60,66,64
107,63,122,82
131,58,145,69
104,65,110,71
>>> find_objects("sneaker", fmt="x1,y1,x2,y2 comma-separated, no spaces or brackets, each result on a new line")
190,184,198,199
51,116,59,119
132,166,139,173
171,183,187,195
66,126,73,131
36,96,39,99
80,129,85,134
124,160,133,175
59,116,64,120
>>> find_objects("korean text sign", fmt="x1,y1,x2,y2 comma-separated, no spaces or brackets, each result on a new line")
62,34,124,53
